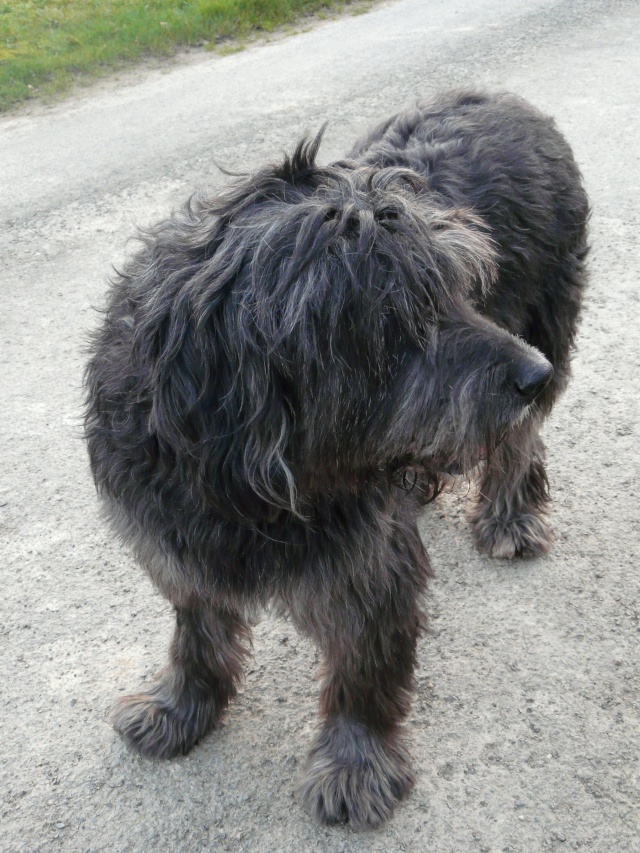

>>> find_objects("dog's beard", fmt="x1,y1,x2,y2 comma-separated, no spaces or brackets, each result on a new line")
404,396,537,481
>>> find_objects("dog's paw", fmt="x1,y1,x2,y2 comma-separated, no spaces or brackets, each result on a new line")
470,504,552,559
298,718,414,830
110,684,217,759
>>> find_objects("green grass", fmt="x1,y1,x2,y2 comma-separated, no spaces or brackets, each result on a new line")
0,0,367,112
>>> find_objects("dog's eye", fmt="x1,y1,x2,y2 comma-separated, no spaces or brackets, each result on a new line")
376,208,399,222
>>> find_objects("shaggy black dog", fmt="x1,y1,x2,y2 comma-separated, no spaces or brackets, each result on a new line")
85,91,588,829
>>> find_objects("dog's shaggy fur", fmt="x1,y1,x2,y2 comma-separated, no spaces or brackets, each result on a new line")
85,91,588,828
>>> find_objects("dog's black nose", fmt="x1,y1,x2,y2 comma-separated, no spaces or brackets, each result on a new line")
513,357,554,402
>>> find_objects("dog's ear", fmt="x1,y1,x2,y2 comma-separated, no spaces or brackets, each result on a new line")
144,297,300,527
429,208,497,296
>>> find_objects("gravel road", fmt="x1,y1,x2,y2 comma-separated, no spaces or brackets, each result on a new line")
1,0,639,850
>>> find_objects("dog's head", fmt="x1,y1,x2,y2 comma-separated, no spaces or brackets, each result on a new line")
138,133,552,521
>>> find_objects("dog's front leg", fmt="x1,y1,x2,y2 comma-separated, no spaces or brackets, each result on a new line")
469,417,552,558
111,602,251,758
294,520,428,829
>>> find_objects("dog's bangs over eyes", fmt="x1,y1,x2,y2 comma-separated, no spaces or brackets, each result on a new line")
204,161,497,362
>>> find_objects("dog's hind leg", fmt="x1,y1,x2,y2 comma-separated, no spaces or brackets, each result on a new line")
468,418,552,559
111,602,251,758
292,509,430,828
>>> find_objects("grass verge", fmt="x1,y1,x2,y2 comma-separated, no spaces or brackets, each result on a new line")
0,0,368,112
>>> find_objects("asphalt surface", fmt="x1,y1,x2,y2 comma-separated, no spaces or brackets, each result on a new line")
1,0,639,851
